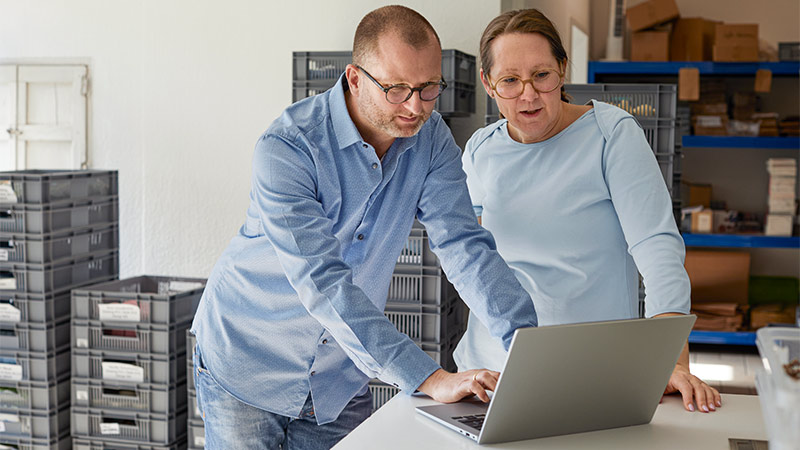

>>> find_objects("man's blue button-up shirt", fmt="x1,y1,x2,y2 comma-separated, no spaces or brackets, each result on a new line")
191,74,538,425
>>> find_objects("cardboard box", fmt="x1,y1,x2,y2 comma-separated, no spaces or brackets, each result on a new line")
678,67,700,101
755,69,772,93
685,250,751,304
670,18,718,61
691,210,714,233
713,43,759,62
626,0,680,32
765,214,794,236
715,24,759,45
631,31,670,61
750,304,797,329
685,182,712,208
693,115,729,136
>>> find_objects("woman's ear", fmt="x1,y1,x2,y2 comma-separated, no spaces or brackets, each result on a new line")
480,69,493,98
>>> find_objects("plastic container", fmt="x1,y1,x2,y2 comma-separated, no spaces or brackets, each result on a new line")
0,436,71,450
0,170,118,205
73,437,188,450
396,228,439,267
186,389,200,422
292,80,337,103
293,51,351,81
187,419,204,449
0,377,70,410
778,42,800,61
0,224,119,264
72,319,191,356
485,94,500,118
185,331,196,392
0,405,70,440
368,379,400,412
383,300,464,345
72,350,186,386
441,49,476,85
0,349,71,383
72,378,187,415
71,407,187,445
387,267,457,307
420,340,458,372
0,251,118,295
72,276,205,326
436,82,475,117
0,292,71,324
754,327,800,450
0,319,70,353
0,197,118,234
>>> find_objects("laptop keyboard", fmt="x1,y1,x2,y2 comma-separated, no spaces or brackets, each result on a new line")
453,414,486,431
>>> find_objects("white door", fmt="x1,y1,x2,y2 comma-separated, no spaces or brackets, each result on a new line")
0,64,88,171
0,66,15,171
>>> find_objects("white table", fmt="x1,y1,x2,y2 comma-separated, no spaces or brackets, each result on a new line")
335,394,767,449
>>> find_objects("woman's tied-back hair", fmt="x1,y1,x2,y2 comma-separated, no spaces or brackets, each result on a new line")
480,9,569,102
353,5,441,67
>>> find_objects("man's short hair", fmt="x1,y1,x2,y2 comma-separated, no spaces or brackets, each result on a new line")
352,5,441,67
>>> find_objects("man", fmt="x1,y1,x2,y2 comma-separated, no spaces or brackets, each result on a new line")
191,5,538,449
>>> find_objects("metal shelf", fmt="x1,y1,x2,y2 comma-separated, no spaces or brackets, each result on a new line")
588,61,800,82
682,233,800,248
688,330,756,346
682,135,800,149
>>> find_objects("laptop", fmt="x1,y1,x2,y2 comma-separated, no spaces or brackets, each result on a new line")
416,315,695,445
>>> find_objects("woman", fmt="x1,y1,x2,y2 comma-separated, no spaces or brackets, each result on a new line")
452,9,721,413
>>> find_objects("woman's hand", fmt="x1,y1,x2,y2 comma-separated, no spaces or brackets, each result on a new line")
664,364,721,413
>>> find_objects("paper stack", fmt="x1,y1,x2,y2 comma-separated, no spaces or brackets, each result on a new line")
765,158,797,236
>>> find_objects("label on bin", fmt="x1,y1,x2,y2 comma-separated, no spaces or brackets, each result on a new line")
76,338,88,348
76,389,88,401
100,422,121,435
0,278,16,291
194,436,206,447
102,362,144,382
98,303,140,322
168,281,204,292
0,183,16,204
0,305,20,323
0,364,22,381
0,250,7,262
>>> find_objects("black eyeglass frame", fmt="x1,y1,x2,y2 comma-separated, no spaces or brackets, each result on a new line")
356,65,448,104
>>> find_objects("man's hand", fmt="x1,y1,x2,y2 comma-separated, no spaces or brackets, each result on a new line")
417,368,499,403
664,363,721,413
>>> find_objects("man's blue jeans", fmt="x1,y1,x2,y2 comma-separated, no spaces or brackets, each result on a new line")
193,344,372,449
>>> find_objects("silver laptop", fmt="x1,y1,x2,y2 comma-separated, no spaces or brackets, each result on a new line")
416,315,695,445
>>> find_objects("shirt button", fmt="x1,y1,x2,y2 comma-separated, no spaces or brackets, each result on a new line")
322,339,328,344
362,143,368,149
372,163,378,169
310,371,316,376
357,234,364,240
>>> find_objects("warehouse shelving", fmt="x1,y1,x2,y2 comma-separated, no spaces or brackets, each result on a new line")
682,135,800,149
588,61,800,81
681,233,800,248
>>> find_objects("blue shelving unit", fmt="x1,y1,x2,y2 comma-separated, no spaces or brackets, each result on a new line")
588,61,800,82
682,233,800,248
688,330,757,346
682,135,800,149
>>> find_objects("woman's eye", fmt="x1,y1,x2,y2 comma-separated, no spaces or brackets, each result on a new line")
500,77,518,84
535,71,552,79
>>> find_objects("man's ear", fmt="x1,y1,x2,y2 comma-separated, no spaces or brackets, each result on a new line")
480,69,493,98
345,64,361,97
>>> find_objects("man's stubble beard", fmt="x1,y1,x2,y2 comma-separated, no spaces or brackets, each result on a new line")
360,92,431,138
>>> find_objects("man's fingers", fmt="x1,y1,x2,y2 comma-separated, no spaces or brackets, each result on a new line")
471,380,490,403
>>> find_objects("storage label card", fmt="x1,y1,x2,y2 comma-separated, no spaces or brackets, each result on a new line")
0,250,8,262
194,436,206,447
102,362,144,382
0,183,17,204
76,389,88,401
0,305,20,323
0,364,22,381
168,281,204,292
0,278,16,291
98,303,140,322
100,423,121,435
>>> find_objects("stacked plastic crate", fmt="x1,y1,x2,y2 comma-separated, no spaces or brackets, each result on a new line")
0,170,119,450
70,276,204,450
369,221,467,411
185,331,202,449
292,50,476,117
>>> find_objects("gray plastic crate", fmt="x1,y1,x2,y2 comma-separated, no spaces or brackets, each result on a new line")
292,80,336,103
441,49,476,85
0,349,71,383
186,389,200,422
72,378,187,416
185,332,195,393
187,419,204,449
293,51,351,81
0,292,71,324
436,82,475,117
778,42,800,61
0,170,118,205
383,299,464,345
72,350,186,386
0,436,71,450
72,320,191,356
71,408,187,445
72,276,205,326
73,437,188,450
387,267,457,307
0,252,118,295
0,319,70,353
0,377,70,410
396,228,440,268
420,340,458,372
485,93,500,117
0,197,119,234
0,405,69,440
368,379,399,412
0,224,119,264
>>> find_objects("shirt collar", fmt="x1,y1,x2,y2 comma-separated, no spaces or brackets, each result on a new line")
328,72,420,152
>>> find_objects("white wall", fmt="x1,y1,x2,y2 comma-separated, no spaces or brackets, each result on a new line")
0,0,502,278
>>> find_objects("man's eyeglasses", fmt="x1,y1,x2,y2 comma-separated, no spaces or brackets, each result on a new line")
486,68,564,99
357,65,447,104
